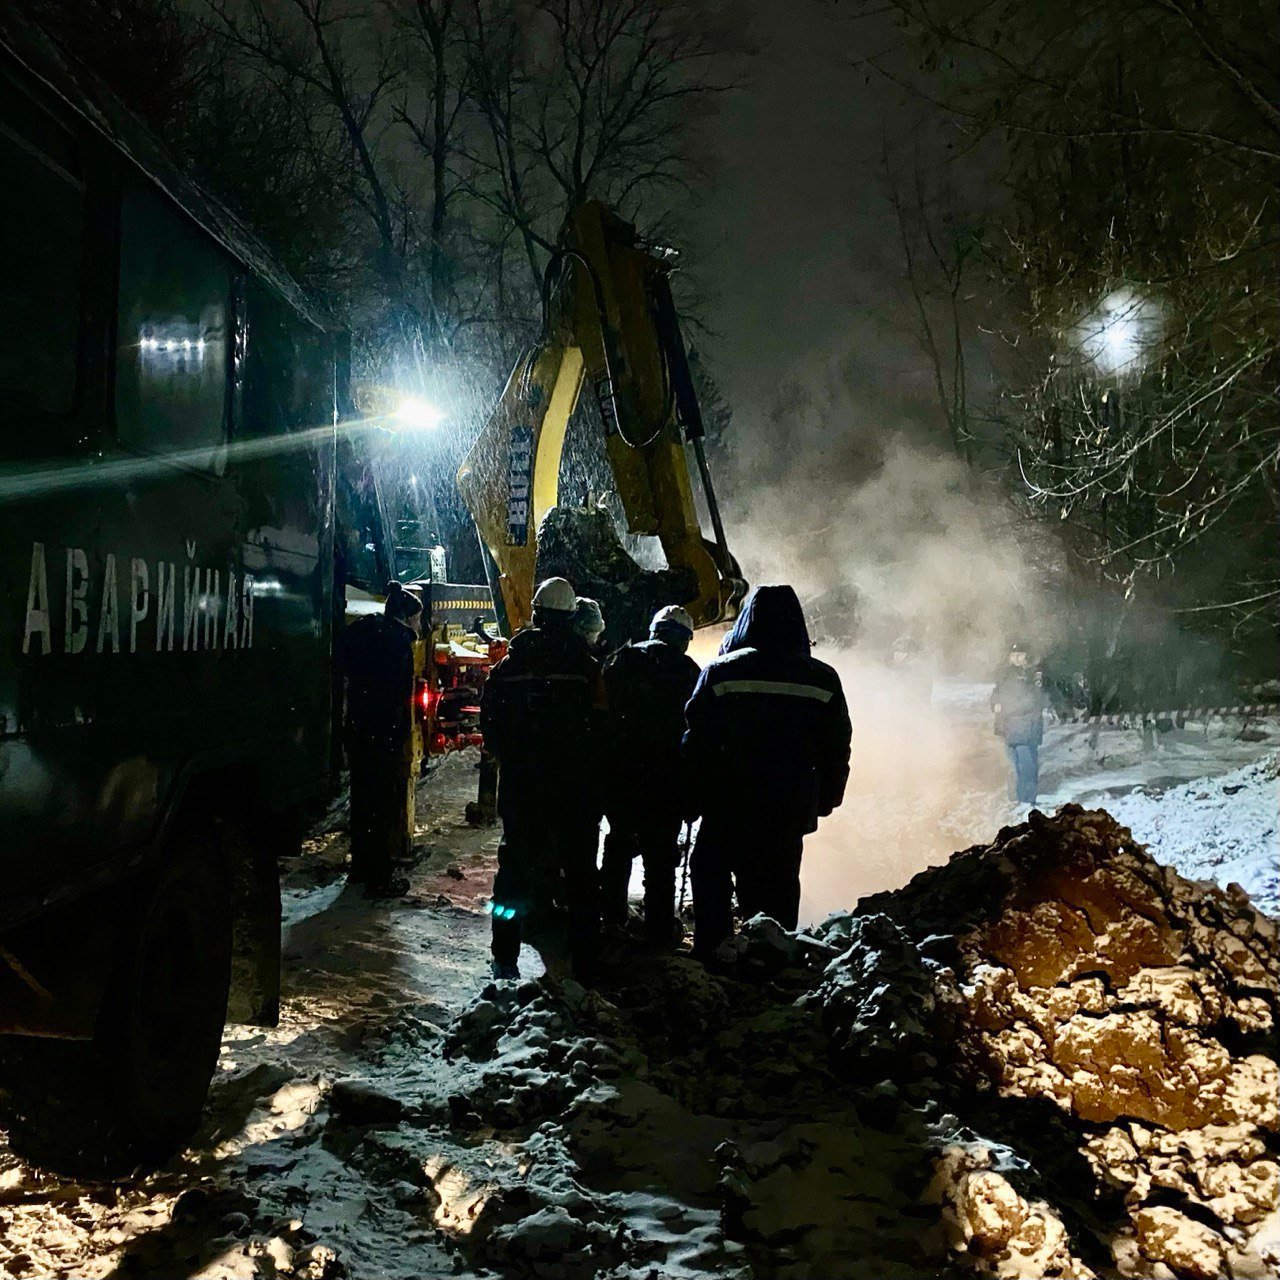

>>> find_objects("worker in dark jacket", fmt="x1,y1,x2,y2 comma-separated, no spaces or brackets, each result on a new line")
991,642,1048,805
481,577,605,981
342,581,423,897
601,605,701,945
684,585,851,960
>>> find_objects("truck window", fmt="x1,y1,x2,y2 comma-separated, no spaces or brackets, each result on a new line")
338,463,389,590
115,185,230,468
0,75,84,417
240,285,331,439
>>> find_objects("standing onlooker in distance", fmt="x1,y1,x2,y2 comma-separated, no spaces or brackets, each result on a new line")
991,641,1048,807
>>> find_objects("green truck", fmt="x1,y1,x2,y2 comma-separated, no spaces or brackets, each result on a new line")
0,17,358,1173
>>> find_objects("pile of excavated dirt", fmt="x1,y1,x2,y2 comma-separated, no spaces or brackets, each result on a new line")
427,804,1275,1279
847,804,1279,1279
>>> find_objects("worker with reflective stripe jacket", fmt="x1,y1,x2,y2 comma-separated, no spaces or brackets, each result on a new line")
601,605,701,944
683,584,851,960
480,577,606,981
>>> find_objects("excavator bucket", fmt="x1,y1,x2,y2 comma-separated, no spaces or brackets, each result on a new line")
535,504,699,650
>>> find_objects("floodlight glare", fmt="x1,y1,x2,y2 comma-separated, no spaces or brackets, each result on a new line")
393,396,445,431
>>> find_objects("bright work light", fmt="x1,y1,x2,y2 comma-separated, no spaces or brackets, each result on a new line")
393,396,445,431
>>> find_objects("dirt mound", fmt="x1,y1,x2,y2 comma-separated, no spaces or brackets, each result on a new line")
395,804,1277,1280
434,808,1275,1278
847,804,1279,1278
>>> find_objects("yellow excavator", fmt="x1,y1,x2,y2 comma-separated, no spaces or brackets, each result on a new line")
457,201,746,639
348,203,744,825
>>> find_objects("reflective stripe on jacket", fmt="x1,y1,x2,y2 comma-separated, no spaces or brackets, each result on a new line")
683,645,851,835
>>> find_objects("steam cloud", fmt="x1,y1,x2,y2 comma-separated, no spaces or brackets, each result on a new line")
718,419,1058,922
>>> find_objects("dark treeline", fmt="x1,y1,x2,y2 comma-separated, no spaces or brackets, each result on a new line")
854,0,1279,695
18,0,1277,694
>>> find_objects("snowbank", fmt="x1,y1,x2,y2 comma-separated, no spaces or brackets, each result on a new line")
1107,753,1279,915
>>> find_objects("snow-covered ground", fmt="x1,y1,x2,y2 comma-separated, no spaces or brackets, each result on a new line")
0,695,1275,1279
801,674,1279,923
1029,706,1277,915
1107,754,1279,914
0,757,522,1279
1039,716,1279,808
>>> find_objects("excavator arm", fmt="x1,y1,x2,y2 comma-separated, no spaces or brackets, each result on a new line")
457,202,745,636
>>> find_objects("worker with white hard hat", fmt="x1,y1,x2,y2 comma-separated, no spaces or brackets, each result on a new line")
480,577,605,980
531,576,576,615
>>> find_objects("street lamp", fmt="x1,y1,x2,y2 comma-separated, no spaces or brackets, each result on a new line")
1076,287,1161,379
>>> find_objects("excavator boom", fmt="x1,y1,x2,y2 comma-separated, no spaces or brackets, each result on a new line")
457,202,745,637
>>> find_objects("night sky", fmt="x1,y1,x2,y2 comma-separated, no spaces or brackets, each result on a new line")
690,1,951,457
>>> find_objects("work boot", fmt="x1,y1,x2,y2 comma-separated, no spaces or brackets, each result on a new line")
694,936,737,976
465,799,497,827
491,960,520,981
643,917,684,950
598,925,629,969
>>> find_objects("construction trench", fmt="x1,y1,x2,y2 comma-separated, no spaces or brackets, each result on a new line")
0,750,1274,1280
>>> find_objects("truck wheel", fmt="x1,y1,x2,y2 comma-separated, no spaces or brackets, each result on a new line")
0,827,232,1177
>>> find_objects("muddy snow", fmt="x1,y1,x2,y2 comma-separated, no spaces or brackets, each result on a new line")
0,719,1276,1279
0,756,513,1279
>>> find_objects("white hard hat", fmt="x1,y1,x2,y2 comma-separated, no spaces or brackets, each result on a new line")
533,577,577,614
573,597,605,642
651,604,694,636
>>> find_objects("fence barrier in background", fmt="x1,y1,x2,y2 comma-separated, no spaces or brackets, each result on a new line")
1058,702,1280,728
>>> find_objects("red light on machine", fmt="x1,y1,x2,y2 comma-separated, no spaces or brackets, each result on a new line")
420,682,441,716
